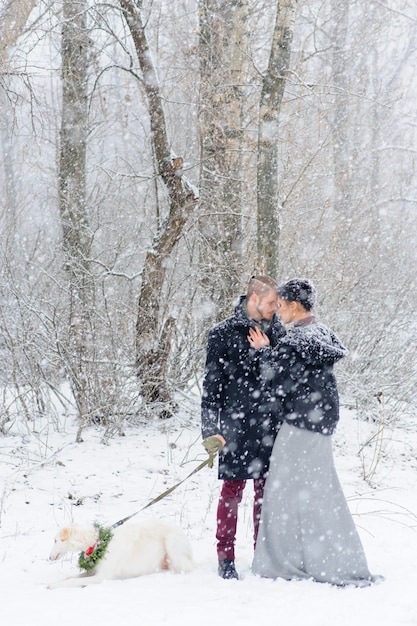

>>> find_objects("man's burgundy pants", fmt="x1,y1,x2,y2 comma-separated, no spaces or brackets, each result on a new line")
216,478,265,562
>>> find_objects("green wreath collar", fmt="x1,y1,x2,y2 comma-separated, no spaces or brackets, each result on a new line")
78,523,113,572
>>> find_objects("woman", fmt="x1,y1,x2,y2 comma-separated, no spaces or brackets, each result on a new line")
248,278,379,587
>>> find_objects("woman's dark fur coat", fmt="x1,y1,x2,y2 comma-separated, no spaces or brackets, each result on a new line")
257,320,347,436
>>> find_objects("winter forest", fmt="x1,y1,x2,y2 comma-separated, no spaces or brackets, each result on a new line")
0,0,416,442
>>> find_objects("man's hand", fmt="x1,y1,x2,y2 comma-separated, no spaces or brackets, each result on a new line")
202,435,226,468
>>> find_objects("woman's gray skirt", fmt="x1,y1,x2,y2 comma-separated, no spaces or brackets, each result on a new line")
252,421,376,586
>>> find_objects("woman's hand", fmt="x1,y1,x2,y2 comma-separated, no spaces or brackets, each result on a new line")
247,326,270,349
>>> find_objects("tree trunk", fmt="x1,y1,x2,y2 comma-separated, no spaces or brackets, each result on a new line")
0,0,36,68
198,0,249,319
0,0,36,239
120,0,198,417
257,0,298,276
59,0,93,438
331,0,351,215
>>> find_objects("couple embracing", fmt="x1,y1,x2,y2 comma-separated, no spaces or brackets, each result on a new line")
201,275,381,586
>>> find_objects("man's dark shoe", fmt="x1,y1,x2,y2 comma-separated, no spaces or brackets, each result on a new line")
218,559,239,580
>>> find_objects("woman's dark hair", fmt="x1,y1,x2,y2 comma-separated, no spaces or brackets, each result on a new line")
277,278,316,311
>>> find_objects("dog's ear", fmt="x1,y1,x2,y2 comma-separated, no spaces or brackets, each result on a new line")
59,527,72,542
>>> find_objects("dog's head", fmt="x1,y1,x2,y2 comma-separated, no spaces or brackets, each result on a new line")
49,525,99,560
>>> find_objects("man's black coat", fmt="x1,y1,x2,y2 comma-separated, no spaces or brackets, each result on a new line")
201,297,285,480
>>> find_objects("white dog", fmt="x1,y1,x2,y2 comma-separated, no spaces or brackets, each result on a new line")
48,518,193,589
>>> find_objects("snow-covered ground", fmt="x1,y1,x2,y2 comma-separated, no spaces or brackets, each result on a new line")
1,395,417,626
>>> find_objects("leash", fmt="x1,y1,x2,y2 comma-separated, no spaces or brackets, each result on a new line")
112,456,212,529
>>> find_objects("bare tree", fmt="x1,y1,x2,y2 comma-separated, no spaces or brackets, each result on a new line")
197,0,250,318
0,0,36,68
0,0,37,238
257,0,298,277
119,0,198,417
197,0,299,303
330,0,352,216
59,0,94,438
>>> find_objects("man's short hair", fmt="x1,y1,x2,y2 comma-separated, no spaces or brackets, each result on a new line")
247,275,278,299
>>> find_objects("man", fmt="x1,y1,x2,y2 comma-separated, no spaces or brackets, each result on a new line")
201,275,285,580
